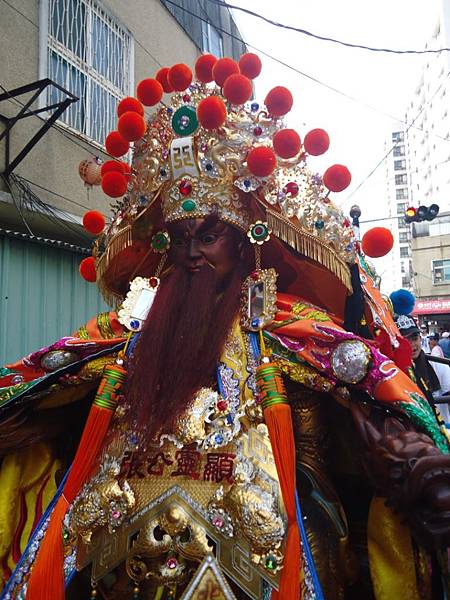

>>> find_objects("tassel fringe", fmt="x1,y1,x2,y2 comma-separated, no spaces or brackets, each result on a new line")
266,208,352,292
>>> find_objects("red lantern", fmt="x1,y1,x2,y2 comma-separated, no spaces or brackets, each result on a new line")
118,111,146,142
105,131,129,157
195,54,217,83
362,227,394,258
83,210,106,235
101,171,128,197
212,58,240,87
223,74,252,105
239,53,262,79
247,146,277,177
323,164,351,192
155,67,174,93
136,78,163,106
265,86,293,117
117,97,144,118
168,64,192,91
79,256,97,282
273,129,301,159
197,96,227,130
78,157,102,187
304,129,330,156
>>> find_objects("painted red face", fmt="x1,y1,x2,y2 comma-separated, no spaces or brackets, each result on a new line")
167,217,244,284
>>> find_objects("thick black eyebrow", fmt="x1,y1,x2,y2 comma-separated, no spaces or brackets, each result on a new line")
195,215,221,236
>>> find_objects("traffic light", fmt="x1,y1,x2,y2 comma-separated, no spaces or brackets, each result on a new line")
404,204,439,223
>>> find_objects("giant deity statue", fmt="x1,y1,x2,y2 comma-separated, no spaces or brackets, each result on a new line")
1,54,450,600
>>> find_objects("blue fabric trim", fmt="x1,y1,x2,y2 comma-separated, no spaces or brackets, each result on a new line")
1,470,70,599
250,332,260,359
126,332,140,358
295,490,324,600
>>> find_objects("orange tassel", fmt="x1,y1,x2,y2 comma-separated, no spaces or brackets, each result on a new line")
26,365,126,600
257,362,301,600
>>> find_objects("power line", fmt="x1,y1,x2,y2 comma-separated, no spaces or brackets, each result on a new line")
206,0,450,55
346,72,450,201
164,0,450,146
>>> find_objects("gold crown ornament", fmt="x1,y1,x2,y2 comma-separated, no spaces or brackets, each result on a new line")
82,54,357,310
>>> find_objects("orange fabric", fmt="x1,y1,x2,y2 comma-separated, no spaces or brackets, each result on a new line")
271,294,424,406
264,403,300,600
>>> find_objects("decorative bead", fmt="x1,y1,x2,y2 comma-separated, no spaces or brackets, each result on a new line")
172,105,198,135
129,319,140,331
160,168,167,177
314,220,325,230
11,374,24,384
251,270,260,280
215,433,224,444
178,180,192,196
151,230,170,252
182,199,196,212
200,142,208,152
243,179,251,188
251,102,259,112
251,318,260,329
149,277,159,288
283,181,299,197
111,510,122,520
182,94,191,103
265,555,277,570
226,413,235,424
253,126,262,136
166,557,178,569
217,400,228,411
90,590,98,599
212,516,224,528
139,195,147,205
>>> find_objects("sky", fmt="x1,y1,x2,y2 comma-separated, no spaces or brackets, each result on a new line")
229,0,442,289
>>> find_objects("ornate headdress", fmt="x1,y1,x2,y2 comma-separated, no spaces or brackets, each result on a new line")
82,54,357,310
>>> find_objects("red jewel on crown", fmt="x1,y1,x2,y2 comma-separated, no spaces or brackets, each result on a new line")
179,180,192,196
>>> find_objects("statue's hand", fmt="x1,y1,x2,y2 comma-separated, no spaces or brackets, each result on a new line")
351,402,450,549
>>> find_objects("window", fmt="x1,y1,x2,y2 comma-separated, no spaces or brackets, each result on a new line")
395,174,408,185
402,276,410,288
396,188,409,200
399,231,408,242
42,0,132,145
393,145,406,157
394,159,407,170
398,217,408,229
400,246,410,258
397,202,407,214
432,259,450,284
201,21,223,57
392,131,404,143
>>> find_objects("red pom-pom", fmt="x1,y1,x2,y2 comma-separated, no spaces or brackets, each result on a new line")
195,54,218,83
136,78,163,106
121,162,132,177
304,129,330,156
323,164,351,192
223,74,252,105
117,97,144,118
247,146,277,177
79,257,96,283
155,67,174,93
272,129,301,159
168,64,192,91
197,96,227,130
101,160,130,176
239,53,262,79
265,86,293,117
362,227,394,258
101,171,128,197
105,131,129,157
83,210,106,235
212,58,240,87
118,111,146,142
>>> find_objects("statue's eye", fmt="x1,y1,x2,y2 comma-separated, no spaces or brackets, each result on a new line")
201,233,218,245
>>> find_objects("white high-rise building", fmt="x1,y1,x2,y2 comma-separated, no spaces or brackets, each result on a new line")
405,1,450,214
383,127,413,291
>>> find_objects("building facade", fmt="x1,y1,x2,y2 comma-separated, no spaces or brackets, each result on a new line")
383,126,413,291
0,0,245,363
404,0,450,214
411,212,450,330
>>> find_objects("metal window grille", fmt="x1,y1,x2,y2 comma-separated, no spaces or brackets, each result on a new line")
46,0,132,145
